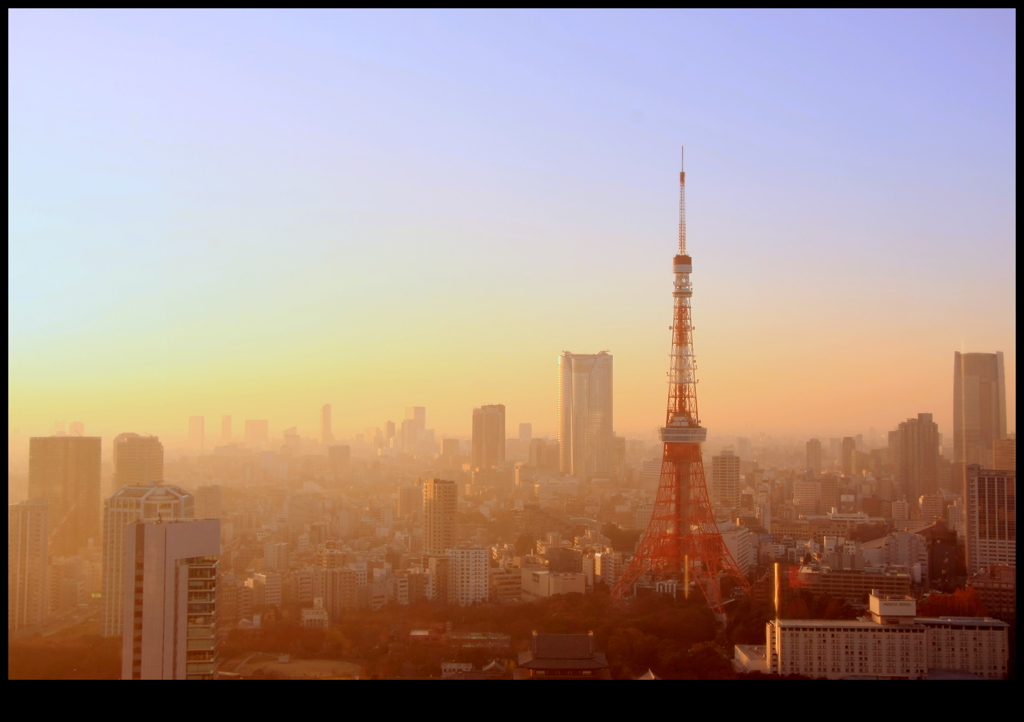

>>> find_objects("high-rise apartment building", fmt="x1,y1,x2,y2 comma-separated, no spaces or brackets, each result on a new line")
121,518,219,680
244,419,269,447
9,500,49,632
102,483,194,637
954,352,1007,472
806,439,822,476
28,435,102,557
557,351,614,479
889,414,940,503
965,465,1016,577
321,404,333,445
423,479,457,557
406,406,426,434
188,416,205,451
711,450,741,509
472,404,506,469
221,416,231,443
112,433,164,488
446,547,489,606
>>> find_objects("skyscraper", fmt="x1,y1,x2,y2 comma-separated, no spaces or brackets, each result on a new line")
711,449,741,509
221,415,232,443
472,404,506,469
188,416,205,451
406,406,426,434
954,352,1008,472
993,436,1016,471
557,351,614,479
121,517,219,680
841,437,856,477
519,423,533,442
423,479,456,557
9,500,49,632
102,483,194,637
321,404,333,445
28,435,101,556
112,433,164,488
806,438,822,476
964,465,1016,577
889,413,940,503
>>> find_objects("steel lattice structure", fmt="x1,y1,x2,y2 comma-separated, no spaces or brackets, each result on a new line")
612,149,750,619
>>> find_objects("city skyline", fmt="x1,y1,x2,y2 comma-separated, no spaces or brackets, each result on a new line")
8,10,1015,449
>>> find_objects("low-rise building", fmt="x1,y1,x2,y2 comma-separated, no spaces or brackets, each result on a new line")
521,570,586,601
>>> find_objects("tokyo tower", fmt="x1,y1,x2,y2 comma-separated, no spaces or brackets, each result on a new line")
612,148,750,619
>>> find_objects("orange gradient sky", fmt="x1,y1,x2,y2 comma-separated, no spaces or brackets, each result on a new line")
9,10,1016,449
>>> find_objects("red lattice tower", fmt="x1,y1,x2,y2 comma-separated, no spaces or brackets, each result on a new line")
612,148,750,619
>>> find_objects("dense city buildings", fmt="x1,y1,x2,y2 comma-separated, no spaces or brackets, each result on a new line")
102,483,195,637
964,465,1016,576
28,435,102,557
8,500,49,632
954,352,1008,474
472,404,506,470
112,433,164,488
221,415,232,443
244,419,269,447
557,351,614,479
121,518,220,680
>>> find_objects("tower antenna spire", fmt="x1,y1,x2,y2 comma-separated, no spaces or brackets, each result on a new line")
678,145,687,255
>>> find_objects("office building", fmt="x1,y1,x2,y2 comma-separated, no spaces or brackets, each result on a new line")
221,415,231,443
557,351,614,479
121,518,219,680
472,404,506,469
965,465,1016,576
806,438,822,476
446,547,489,606
711,449,741,509
244,420,269,447
248,572,283,609
112,433,164,488
423,479,457,557
102,483,194,637
954,352,1007,474
188,416,205,451
406,406,426,434
439,438,460,467
519,423,533,442
889,413,939,503
9,500,49,632
321,404,333,445
521,570,587,601
28,435,102,557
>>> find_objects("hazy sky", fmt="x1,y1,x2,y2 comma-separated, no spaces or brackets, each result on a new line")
9,9,1016,445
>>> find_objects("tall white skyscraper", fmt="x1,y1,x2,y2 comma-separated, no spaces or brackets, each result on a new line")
954,352,1008,472
121,518,220,680
9,500,49,632
102,483,194,637
557,351,614,479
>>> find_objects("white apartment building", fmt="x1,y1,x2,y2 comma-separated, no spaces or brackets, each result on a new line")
446,547,489,606
741,591,1009,680
102,483,194,637
121,518,220,680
